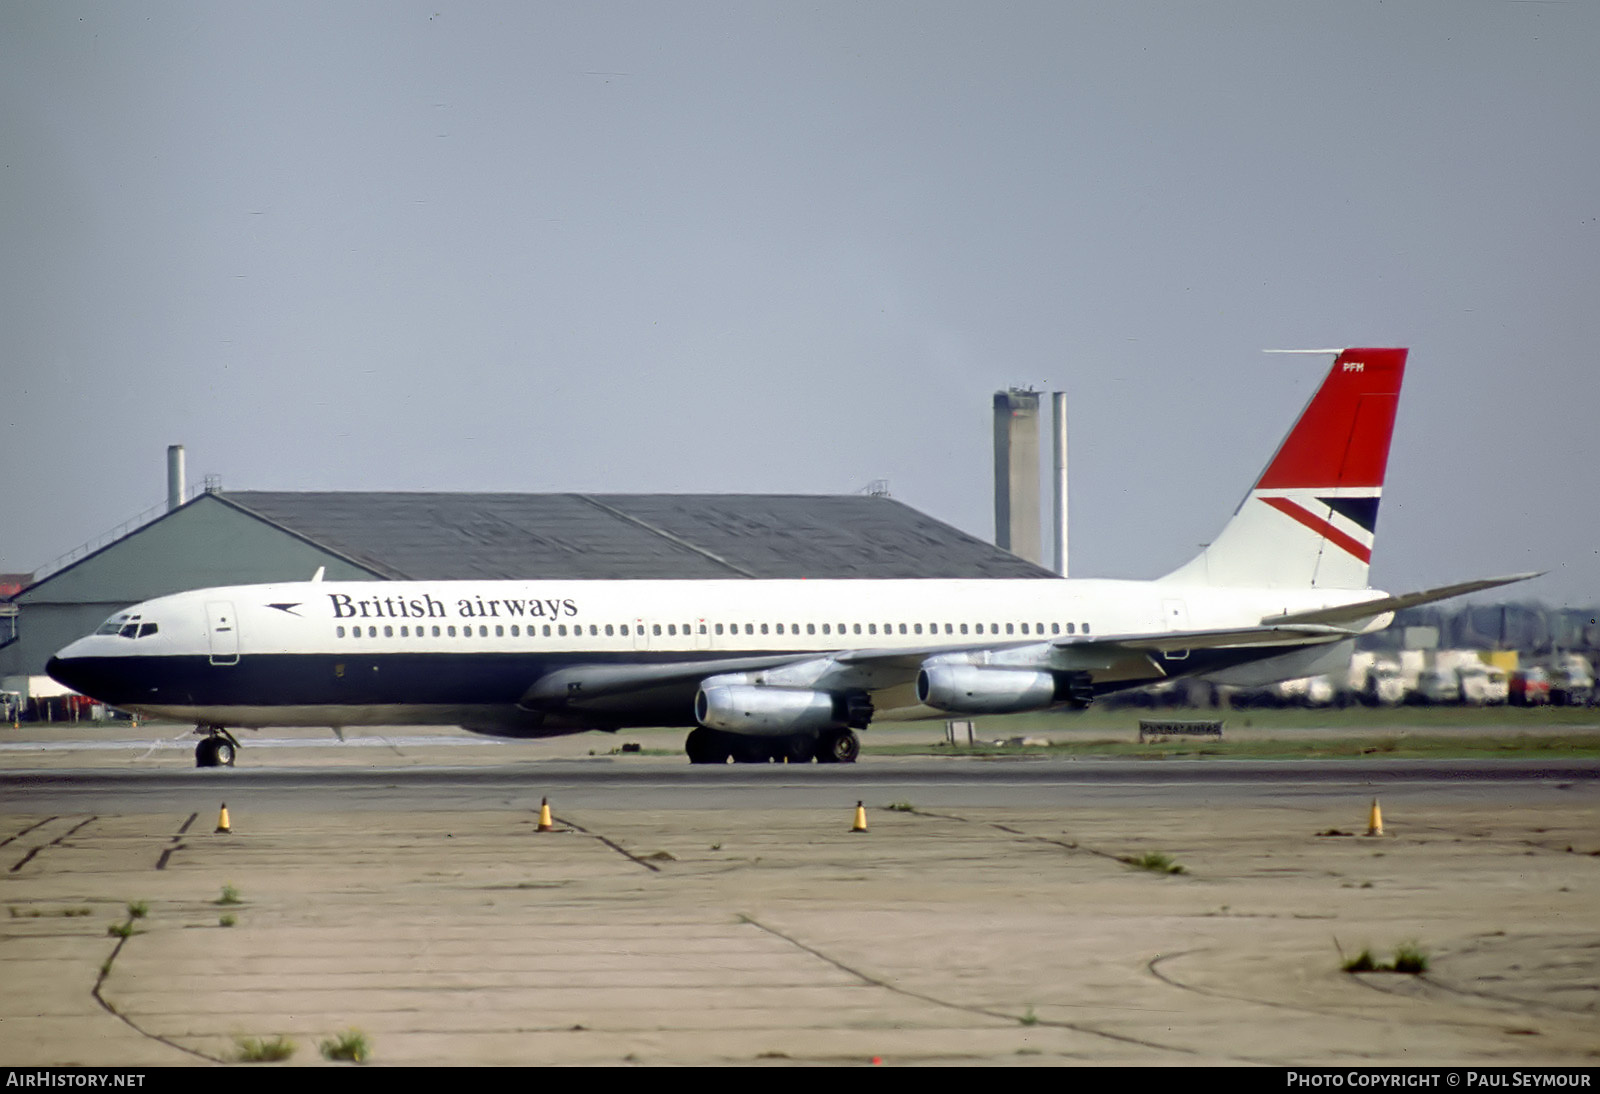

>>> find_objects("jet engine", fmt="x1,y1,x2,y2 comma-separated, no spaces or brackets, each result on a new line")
917,665,1074,714
695,684,871,736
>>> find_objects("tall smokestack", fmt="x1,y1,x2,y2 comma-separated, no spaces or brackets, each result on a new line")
167,445,186,512
993,389,1042,564
1051,391,1067,576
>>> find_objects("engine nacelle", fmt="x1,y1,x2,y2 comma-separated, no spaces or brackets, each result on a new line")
695,684,867,736
916,665,1061,714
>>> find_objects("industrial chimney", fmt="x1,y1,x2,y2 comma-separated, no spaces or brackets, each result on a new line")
167,445,186,512
992,389,1042,564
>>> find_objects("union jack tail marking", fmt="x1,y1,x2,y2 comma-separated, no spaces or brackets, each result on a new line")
1165,348,1407,590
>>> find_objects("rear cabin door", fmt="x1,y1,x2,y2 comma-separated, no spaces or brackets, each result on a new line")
206,601,240,666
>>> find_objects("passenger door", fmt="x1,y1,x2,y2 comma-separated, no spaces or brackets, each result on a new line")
206,601,240,666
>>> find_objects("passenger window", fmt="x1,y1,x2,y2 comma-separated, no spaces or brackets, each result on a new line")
773,623,781,635
698,624,707,634
542,625,551,637
590,625,598,636
336,626,346,638
745,624,754,635
853,623,861,635
1083,622,1091,634
821,623,830,635
605,624,614,637
868,623,877,635
1020,623,1028,635
899,623,907,634
715,623,724,635
433,626,442,637
960,623,969,634
384,626,394,637
807,623,815,635
1066,622,1075,635
945,623,953,634
368,627,378,638
480,626,489,637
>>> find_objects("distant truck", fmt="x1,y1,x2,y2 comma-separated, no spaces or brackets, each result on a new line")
1510,667,1551,707
1548,654,1594,706
1457,663,1509,705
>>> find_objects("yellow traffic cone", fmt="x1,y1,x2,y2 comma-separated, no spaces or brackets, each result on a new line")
215,802,231,834
851,801,868,833
1365,798,1384,837
537,797,554,832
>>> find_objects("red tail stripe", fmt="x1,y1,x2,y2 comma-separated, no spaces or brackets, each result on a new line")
1256,348,1407,490
1261,496,1373,564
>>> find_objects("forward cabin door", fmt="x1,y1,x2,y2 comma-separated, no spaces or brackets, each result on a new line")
206,601,240,666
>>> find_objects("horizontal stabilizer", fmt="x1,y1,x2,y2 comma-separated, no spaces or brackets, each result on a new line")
1262,572,1543,626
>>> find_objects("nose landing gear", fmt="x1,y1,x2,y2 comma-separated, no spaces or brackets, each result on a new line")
194,726,239,768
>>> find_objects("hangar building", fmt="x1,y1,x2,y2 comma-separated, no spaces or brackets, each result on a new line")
1,490,1052,679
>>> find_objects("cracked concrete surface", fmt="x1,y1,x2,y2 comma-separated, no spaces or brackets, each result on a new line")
3,788,1598,1066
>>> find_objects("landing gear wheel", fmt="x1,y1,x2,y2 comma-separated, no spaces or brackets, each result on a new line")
685,727,732,765
815,728,860,764
194,728,238,768
731,738,771,764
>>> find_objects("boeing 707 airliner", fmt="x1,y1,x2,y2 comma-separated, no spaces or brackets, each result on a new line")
47,348,1534,765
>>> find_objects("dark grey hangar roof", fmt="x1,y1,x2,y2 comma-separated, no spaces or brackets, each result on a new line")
219,492,1055,581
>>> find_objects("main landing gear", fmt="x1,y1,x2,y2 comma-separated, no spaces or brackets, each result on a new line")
194,726,239,768
685,727,859,765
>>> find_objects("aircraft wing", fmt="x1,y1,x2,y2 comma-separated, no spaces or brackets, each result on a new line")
1261,572,1542,627
522,620,1361,712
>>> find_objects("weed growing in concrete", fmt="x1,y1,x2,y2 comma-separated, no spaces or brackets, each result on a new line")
219,914,237,928
217,883,242,906
320,1029,370,1063
1391,943,1430,973
1341,949,1379,972
1124,851,1185,875
126,901,148,919
1342,944,1429,974
106,921,135,939
887,801,915,812
1020,1006,1039,1026
235,1035,296,1062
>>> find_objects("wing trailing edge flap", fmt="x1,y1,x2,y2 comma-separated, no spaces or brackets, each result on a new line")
1262,572,1543,627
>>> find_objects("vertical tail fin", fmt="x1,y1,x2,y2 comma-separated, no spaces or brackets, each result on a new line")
1164,347,1407,590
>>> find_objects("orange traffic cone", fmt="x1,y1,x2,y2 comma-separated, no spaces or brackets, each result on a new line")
215,803,231,834
537,797,554,832
851,801,868,833
1365,798,1384,837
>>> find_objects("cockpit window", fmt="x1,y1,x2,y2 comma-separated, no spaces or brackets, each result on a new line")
98,613,157,639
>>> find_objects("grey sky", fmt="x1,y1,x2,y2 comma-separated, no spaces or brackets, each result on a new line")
2,2,1595,607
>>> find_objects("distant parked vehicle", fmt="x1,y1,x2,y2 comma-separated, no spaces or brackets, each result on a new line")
1413,666,1460,705
1510,667,1551,707
1548,654,1594,707
1457,664,1509,705
1363,661,1407,706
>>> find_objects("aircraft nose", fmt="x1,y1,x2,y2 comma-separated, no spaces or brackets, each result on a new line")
46,656,76,690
